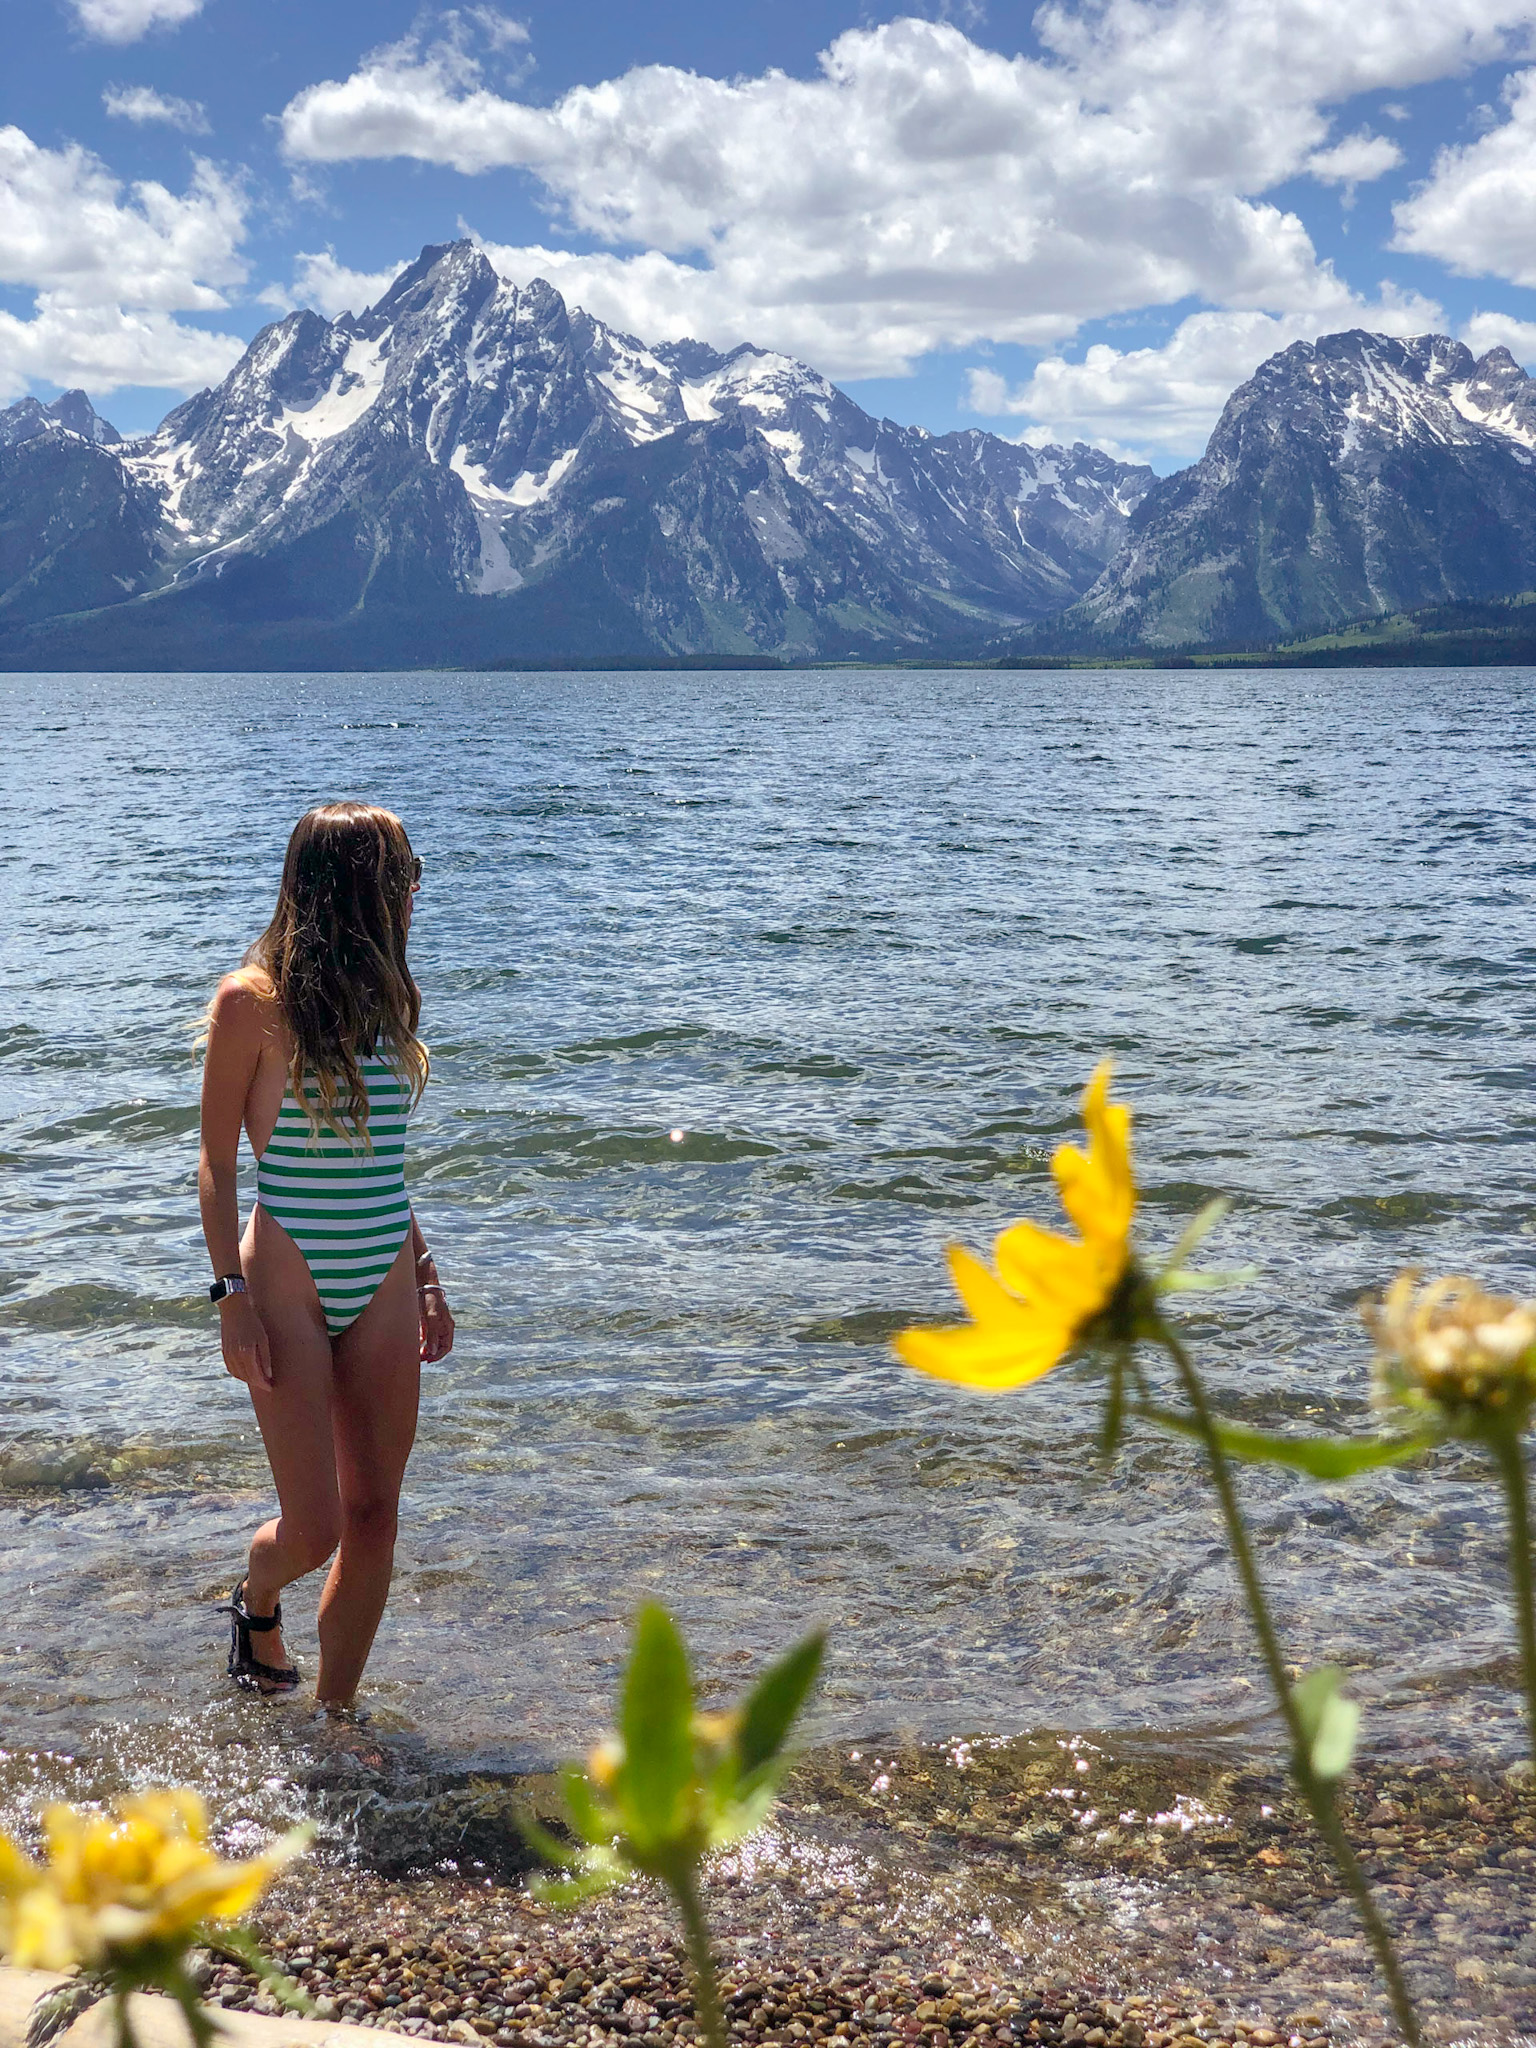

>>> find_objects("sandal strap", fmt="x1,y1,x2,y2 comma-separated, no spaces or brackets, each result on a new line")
236,1660,301,1690
225,1581,283,1630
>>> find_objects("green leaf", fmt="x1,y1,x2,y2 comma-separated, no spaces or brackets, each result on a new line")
197,1927,312,2016
530,1847,624,1907
620,1604,695,1847
735,1631,825,1777
1142,1405,1435,1480
710,1770,783,1847
560,1764,612,1850
1157,1266,1261,1294
1291,1666,1361,1782
519,1814,581,1871
1159,1197,1231,1275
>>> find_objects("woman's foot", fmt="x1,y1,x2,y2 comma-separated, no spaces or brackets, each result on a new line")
223,1579,301,1695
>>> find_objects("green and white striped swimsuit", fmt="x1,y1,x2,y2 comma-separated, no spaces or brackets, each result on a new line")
256,1056,412,1335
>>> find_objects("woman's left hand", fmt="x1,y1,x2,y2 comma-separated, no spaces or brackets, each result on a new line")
419,1287,455,1363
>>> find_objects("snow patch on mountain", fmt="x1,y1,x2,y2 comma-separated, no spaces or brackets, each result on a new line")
1449,381,1536,449
280,337,389,445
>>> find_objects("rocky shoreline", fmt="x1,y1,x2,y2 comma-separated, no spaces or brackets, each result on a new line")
195,1730,1536,2048
226,1867,1310,2048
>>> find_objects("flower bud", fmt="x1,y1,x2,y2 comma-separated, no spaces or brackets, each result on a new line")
1366,1272,1536,1429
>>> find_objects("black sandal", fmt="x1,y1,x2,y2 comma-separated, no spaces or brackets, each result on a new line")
221,1579,301,1694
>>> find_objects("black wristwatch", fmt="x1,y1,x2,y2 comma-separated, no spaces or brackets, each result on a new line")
209,1273,248,1303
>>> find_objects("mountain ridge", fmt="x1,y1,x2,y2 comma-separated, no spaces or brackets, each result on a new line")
0,240,1152,667
7,253,1536,667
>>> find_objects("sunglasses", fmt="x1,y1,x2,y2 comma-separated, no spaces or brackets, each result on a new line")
409,855,424,886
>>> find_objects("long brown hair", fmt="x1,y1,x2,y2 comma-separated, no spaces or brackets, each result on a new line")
247,803,429,1135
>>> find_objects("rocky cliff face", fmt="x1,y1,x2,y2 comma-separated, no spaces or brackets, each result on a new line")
0,391,163,627
1056,332,1536,648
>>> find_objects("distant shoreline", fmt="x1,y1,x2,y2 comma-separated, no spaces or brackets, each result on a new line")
4,650,1534,674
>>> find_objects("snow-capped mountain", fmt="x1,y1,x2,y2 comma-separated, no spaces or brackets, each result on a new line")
1049,331,1536,649
0,389,121,450
12,263,1536,666
0,241,1151,664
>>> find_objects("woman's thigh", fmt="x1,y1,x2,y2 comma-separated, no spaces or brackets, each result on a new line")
331,1232,421,1514
241,1205,341,1539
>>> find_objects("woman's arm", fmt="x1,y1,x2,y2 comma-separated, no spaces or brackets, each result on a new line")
411,1211,455,1364
199,973,273,1389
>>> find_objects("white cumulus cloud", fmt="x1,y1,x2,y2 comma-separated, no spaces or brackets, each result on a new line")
1394,69,1536,285
1306,130,1405,184
102,83,210,132
277,4,1528,381
262,249,408,318
1461,309,1536,361
964,288,1444,460
0,126,248,402
71,0,205,43
0,301,241,401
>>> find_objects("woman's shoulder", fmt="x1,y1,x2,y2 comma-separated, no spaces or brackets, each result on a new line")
210,966,283,1035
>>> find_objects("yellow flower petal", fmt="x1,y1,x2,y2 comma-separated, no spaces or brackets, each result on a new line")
1053,1062,1135,1243
893,1316,1071,1389
0,1834,40,1901
17,1793,304,1962
160,1860,274,1930
7,1886,84,1972
992,1219,1122,1321
892,1060,1138,1398
945,1243,1039,1327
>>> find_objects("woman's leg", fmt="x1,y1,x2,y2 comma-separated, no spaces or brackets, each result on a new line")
239,1206,344,1682
315,1233,421,1706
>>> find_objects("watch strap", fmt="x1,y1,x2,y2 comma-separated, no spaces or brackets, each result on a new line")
209,1274,248,1302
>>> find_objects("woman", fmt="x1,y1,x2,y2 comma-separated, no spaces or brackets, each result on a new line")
198,802,454,1708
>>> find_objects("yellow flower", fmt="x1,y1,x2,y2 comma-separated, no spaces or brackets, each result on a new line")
586,1740,623,1792
894,1061,1136,1389
0,1834,48,1967
1367,1271,1536,1429
0,1790,304,1973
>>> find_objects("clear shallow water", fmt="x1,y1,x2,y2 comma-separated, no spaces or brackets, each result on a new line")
2,666,1535,1834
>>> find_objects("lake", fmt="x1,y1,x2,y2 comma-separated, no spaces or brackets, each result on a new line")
2,665,1534,1850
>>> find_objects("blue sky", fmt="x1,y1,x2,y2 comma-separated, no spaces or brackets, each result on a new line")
6,0,1536,465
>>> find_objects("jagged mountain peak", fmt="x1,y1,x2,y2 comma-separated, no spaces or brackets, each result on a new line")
2,237,1152,662
47,390,121,444
1209,327,1536,462
1050,324,1536,651
107,237,1150,635
358,238,496,325
0,388,121,451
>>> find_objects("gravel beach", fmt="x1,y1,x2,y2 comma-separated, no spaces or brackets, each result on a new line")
187,1733,1536,2048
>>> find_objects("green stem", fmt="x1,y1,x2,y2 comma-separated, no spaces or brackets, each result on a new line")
670,1863,726,2048
1153,1319,1421,2047
1488,1422,1536,1764
111,1992,137,2048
